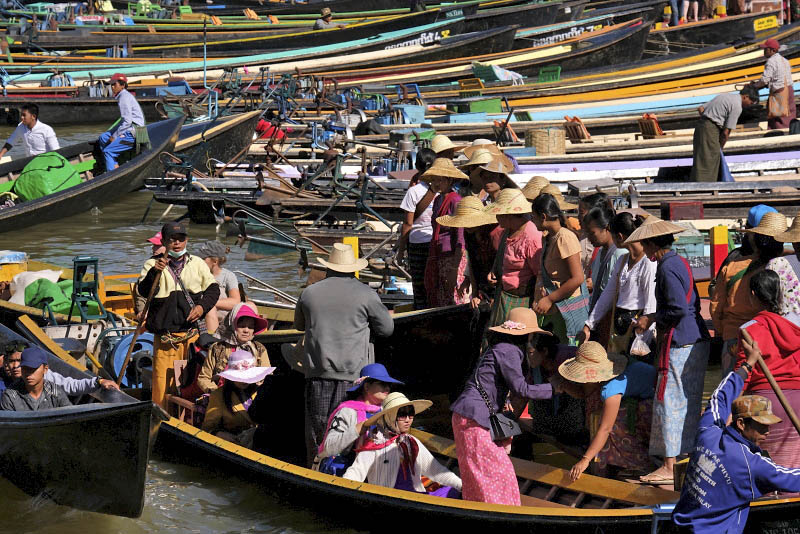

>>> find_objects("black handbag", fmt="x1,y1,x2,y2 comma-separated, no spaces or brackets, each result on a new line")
473,354,522,441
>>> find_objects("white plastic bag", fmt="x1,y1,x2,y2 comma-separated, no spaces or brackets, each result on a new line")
630,325,655,357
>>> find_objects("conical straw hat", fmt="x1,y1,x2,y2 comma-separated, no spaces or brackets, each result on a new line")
461,146,515,175
521,176,550,200
558,341,628,384
462,147,495,168
744,211,787,237
420,157,469,182
431,134,466,154
540,184,577,211
461,139,504,159
484,188,532,216
318,242,368,272
623,215,685,245
437,195,498,228
775,214,800,242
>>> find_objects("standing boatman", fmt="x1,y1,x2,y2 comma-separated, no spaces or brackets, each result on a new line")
689,85,760,182
751,38,796,130
97,72,145,171
0,103,59,159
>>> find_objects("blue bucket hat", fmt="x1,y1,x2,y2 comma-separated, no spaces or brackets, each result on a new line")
20,346,48,369
747,204,778,228
348,363,404,392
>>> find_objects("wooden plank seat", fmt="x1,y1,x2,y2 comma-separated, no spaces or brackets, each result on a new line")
636,113,676,140
563,115,593,143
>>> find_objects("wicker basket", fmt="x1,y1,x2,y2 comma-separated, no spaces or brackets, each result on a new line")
526,128,566,155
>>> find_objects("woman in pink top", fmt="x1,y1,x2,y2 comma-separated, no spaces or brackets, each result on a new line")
484,189,543,326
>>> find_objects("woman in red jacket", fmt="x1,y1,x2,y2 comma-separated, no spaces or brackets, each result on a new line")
736,269,800,467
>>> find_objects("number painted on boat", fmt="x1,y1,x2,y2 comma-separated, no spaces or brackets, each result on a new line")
754,15,778,32
445,8,463,18
385,31,446,49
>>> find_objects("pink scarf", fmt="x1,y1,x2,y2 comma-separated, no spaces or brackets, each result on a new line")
317,400,380,455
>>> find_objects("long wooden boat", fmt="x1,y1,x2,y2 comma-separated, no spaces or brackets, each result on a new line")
463,1,561,33
173,110,261,170
0,115,184,232
0,323,160,518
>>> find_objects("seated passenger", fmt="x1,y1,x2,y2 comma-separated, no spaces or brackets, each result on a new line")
197,303,270,393
555,341,656,481
316,363,403,475
0,347,71,411
344,392,462,498
201,349,275,446
197,241,246,334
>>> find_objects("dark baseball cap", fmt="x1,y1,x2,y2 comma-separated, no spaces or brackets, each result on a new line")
20,346,48,369
161,221,188,241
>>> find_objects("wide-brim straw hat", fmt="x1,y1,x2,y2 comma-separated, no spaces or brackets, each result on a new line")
488,307,551,336
431,134,467,154
218,349,276,384
461,147,514,175
521,176,550,201
484,189,532,216
361,391,433,428
461,139,503,159
776,214,800,242
420,157,469,182
558,341,628,383
623,215,686,245
318,242,368,272
744,211,787,237
437,195,497,228
540,184,577,211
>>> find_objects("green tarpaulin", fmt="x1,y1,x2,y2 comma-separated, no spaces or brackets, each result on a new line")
24,278,100,316
13,152,81,202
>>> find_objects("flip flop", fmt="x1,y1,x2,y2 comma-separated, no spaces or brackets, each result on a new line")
639,472,674,485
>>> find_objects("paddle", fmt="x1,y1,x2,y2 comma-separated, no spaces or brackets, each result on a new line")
117,255,164,386
741,329,800,438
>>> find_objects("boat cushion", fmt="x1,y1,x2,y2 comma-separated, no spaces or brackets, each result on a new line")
13,152,81,202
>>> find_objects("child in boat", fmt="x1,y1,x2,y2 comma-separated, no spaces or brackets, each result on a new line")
344,392,462,498
201,349,275,448
315,363,403,475
197,303,270,393
554,342,656,481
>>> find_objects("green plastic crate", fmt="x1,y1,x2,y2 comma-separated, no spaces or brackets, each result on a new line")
446,97,502,114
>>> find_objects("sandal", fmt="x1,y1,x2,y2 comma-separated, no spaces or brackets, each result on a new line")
639,472,674,485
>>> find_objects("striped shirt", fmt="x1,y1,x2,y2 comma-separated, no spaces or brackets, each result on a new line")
761,53,791,91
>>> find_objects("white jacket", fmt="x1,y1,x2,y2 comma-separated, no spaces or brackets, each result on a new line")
343,435,462,492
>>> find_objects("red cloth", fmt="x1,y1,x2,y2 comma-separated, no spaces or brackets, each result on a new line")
736,311,800,391
256,119,286,141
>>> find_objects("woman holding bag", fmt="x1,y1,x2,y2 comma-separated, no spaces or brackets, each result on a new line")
450,307,554,505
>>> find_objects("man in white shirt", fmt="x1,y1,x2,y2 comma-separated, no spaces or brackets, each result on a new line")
0,104,59,158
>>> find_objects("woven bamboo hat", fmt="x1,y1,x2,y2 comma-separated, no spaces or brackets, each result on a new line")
462,146,514,174
623,215,686,245
462,147,495,168
361,392,433,429
461,139,503,159
540,184,577,211
558,341,628,384
437,195,497,228
744,211,787,237
521,176,550,201
420,157,469,183
775,214,800,242
318,242,368,272
484,188,532,216
431,134,466,154
488,307,551,336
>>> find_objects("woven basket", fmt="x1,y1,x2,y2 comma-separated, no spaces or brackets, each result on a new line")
526,128,565,155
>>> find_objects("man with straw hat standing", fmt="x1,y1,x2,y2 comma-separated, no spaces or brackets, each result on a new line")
294,243,394,466
672,336,800,533
624,216,710,485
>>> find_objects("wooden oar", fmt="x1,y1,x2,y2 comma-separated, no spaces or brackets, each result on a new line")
117,263,163,386
741,329,800,437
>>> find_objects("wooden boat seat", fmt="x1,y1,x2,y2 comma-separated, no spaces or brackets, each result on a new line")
563,116,592,143
165,360,197,425
458,77,484,98
636,113,676,140
411,429,679,507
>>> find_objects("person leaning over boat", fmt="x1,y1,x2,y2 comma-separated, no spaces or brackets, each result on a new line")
97,73,145,172
312,7,344,29
555,342,657,481
690,85,760,182
451,308,554,506
138,221,220,410
733,270,800,468
197,303,270,394
750,39,795,130
0,347,71,411
345,392,462,498
671,335,800,534
624,216,710,485
294,243,394,467
315,363,402,475
0,103,59,159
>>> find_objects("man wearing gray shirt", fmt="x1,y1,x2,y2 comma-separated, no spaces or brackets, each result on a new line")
294,243,394,466
97,72,146,172
690,85,759,182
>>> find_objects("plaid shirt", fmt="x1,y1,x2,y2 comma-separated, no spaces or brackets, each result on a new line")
761,53,791,91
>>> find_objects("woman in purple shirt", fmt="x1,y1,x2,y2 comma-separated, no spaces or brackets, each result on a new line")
624,216,710,485
451,307,554,505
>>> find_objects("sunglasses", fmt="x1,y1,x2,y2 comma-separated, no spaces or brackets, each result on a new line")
3,341,27,356
396,406,415,419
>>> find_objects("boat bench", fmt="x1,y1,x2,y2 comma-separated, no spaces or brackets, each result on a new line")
411,429,679,508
